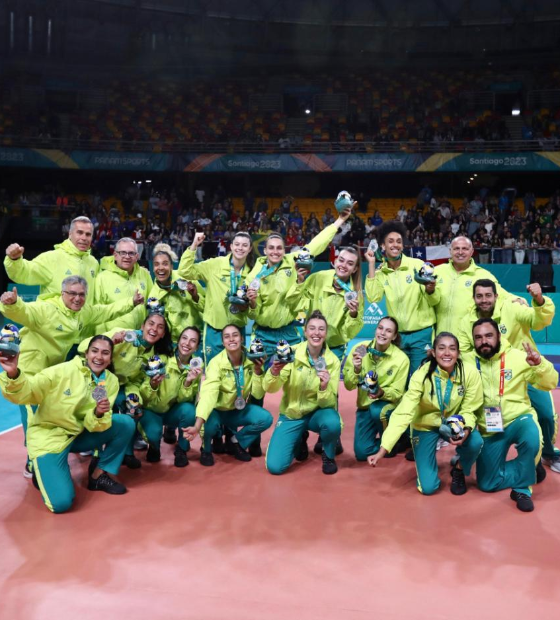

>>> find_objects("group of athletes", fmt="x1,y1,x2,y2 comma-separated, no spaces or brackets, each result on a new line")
0,197,558,515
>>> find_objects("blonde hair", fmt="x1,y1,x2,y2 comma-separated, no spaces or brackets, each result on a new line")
153,243,178,263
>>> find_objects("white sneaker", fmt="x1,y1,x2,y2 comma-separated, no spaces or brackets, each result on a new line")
543,455,560,473
134,438,148,451
436,438,449,451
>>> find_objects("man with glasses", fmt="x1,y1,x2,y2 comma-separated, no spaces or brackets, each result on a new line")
93,237,152,332
4,216,99,298
0,275,144,475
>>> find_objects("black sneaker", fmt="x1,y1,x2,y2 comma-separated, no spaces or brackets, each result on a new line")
313,438,323,455
174,446,189,468
248,437,263,457
384,448,398,458
146,444,161,463
88,472,127,495
321,451,338,475
123,454,141,469
405,449,415,462
536,460,547,484
225,439,252,462
510,490,534,512
88,455,100,477
450,466,467,495
212,435,225,454
163,426,177,445
335,438,344,455
295,431,309,462
200,450,215,467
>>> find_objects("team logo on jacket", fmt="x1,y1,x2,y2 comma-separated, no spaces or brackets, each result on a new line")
56,325,63,331
220,276,226,283
115,288,121,294
504,369,513,380
457,385,465,396
406,275,413,284
90,269,95,277
387,369,393,376
465,280,472,287
64,389,71,396
499,324,507,334
65,269,72,275
140,283,146,290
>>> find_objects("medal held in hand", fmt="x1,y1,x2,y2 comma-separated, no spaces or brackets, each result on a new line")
355,345,368,358
344,290,358,303
176,279,189,291
334,190,354,213
414,262,437,285
124,330,138,343
249,279,261,291
0,324,20,358
189,356,203,370
358,370,380,397
314,357,327,373
92,386,108,402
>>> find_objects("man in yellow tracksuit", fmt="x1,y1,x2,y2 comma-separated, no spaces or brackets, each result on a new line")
263,341,341,475
4,216,99,297
92,238,153,332
469,318,558,512
457,279,558,473
343,338,410,461
431,236,516,334
364,222,437,374
0,353,134,514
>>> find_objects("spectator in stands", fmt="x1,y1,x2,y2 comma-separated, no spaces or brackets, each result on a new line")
322,208,335,227
502,231,515,264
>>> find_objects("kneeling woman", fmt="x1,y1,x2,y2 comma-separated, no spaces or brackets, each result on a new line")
126,326,203,468
0,336,134,513
343,316,410,461
263,310,342,475
183,324,273,466
367,332,484,495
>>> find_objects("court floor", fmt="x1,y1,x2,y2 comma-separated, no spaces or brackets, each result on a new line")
0,387,559,620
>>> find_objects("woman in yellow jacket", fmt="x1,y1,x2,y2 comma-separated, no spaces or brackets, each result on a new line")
343,316,410,461
263,310,342,475
367,332,484,496
183,324,273,466
0,336,135,514
177,231,254,364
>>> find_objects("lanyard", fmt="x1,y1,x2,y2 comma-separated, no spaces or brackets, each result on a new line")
475,353,505,401
230,259,243,295
368,340,387,358
334,276,353,294
91,370,106,388
434,369,454,419
306,346,325,367
231,360,245,398
255,261,278,282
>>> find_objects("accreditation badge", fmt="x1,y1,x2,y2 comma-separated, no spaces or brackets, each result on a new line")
484,406,504,432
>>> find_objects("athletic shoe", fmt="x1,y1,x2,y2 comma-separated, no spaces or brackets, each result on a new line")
248,437,263,457
450,467,467,495
212,435,225,454
88,473,127,495
23,459,33,479
174,446,189,468
543,455,560,474
335,438,344,455
134,438,148,451
88,455,100,478
314,438,343,456
163,426,177,445
225,439,252,462
384,448,398,458
295,431,309,462
313,438,323,455
436,438,449,451
123,454,142,469
536,460,547,484
79,450,93,457
510,490,534,512
405,449,415,462
146,444,161,463
321,452,338,475
200,450,215,467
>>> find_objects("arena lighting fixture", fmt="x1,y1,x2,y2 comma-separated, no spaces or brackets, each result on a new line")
145,179,152,183
305,109,311,114
512,106,521,116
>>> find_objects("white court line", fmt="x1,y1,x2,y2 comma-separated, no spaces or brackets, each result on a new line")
0,424,21,436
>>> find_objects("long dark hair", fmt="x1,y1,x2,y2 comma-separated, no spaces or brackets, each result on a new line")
232,231,255,269
143,315,174,357
86,334,115,374
421,332,464,398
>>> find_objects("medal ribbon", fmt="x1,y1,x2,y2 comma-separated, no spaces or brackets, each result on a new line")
254,261,278,283
230,259,243,296
91,370,107,387
367,340,386,358
231,361,245,399
334,276,353,294
434,369,454,422
306,346,325,368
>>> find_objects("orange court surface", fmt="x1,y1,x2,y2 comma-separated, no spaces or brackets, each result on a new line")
1,387,559,620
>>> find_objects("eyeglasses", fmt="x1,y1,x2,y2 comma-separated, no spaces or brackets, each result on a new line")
62,290,87,299
115,251,137,257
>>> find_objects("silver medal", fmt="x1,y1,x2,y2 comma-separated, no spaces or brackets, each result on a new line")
92,386,107,402
234,396,246,410
249,279,261,291
189,356,203,370
177,279,189,291
315,357,327,373
229,304,240,315
124,330,137,343
344,291,358,303
355,345,368,358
